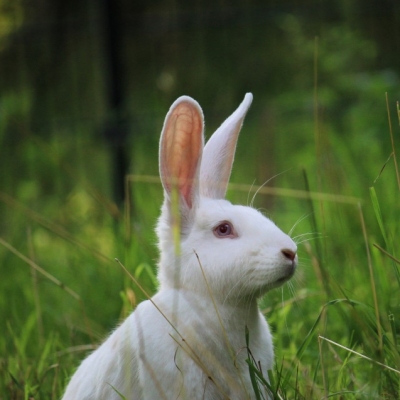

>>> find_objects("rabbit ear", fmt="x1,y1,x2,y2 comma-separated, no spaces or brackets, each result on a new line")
159,96,204,213
200,93,253,199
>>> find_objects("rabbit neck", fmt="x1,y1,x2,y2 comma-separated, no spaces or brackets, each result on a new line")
154,288,265,338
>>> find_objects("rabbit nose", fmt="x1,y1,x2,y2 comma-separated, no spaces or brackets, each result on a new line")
281,248,297,262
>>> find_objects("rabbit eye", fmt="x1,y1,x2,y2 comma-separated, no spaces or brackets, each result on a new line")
213,222,236,238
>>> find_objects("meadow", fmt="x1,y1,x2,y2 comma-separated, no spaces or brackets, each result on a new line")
1,88,399,399
0,13,400,400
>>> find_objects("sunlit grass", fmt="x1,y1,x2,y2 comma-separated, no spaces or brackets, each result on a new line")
1,172,398,398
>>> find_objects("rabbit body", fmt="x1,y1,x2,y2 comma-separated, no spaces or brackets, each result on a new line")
62,94,297,399
63,289,272,399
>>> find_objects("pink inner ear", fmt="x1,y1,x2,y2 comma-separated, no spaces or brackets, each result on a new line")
163,101,203,208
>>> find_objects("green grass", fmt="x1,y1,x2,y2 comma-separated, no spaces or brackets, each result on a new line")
0,85,399,398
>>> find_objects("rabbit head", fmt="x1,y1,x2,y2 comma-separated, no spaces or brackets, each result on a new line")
157,93,297,303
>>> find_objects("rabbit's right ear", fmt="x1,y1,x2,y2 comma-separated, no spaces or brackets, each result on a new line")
159,96,204,222
200,93,253,199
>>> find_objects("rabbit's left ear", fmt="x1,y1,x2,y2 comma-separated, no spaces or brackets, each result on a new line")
159,96,204,210
200,93,253,199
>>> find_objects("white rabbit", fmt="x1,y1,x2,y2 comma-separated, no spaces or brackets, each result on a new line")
62,93,297,400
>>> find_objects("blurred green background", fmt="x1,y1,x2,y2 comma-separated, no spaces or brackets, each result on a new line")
0,1,399,398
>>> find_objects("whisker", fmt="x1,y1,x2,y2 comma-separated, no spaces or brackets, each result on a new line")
255,208,270,218
287,281,296,300
295,235,326,245
250,169,292,208
281,286,291,335
292,232,321,240
288,212,314,236
246,179,257,207
292,233,323,243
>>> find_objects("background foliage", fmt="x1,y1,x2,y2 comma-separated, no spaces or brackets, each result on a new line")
0,1,399,398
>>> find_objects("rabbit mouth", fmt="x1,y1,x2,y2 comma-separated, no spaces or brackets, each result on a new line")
275,263,296,285
276,273,293,285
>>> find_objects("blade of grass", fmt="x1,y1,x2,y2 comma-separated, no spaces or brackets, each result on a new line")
388,313,397,349
302,169,330,298
127,175,362,204
319,336,400,375
385,93,400,190
373,243,400,287
7,313,36,358
37,335,54,377
27,226,43,345
313,35,320,162
369,188,400,286
0,237,80,300
358,203,382,353
373,152,394,184
124,174,132,243
108,383,128,400
246,362,263,400
373,243,400,265
282,298,366,388
134,262,158,287
318,334,328,398
245,326,267,400
0,192,113,264
369,187,388,245
0,237,95,342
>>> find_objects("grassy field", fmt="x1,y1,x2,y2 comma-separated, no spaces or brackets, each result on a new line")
0,85,399,399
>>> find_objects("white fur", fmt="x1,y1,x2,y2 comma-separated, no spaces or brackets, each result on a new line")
62,93,298,399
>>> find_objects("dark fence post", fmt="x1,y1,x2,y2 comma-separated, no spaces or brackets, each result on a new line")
102,0,129,208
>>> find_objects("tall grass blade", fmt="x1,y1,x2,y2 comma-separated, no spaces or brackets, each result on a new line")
0,237,81,300
245,326,265,400
369,188,400,286
37,335,54,376
27,226,44,345
318,335,328,398
128,174,362,204
374,152,394,184
369,187,389,245
0,192,113,264
109,384,128,400
385,93,400,190
134,262,158,287
319,336,400,375
358,203,382,353
388,313,397,349
302,169,330,297
373,243,400,265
